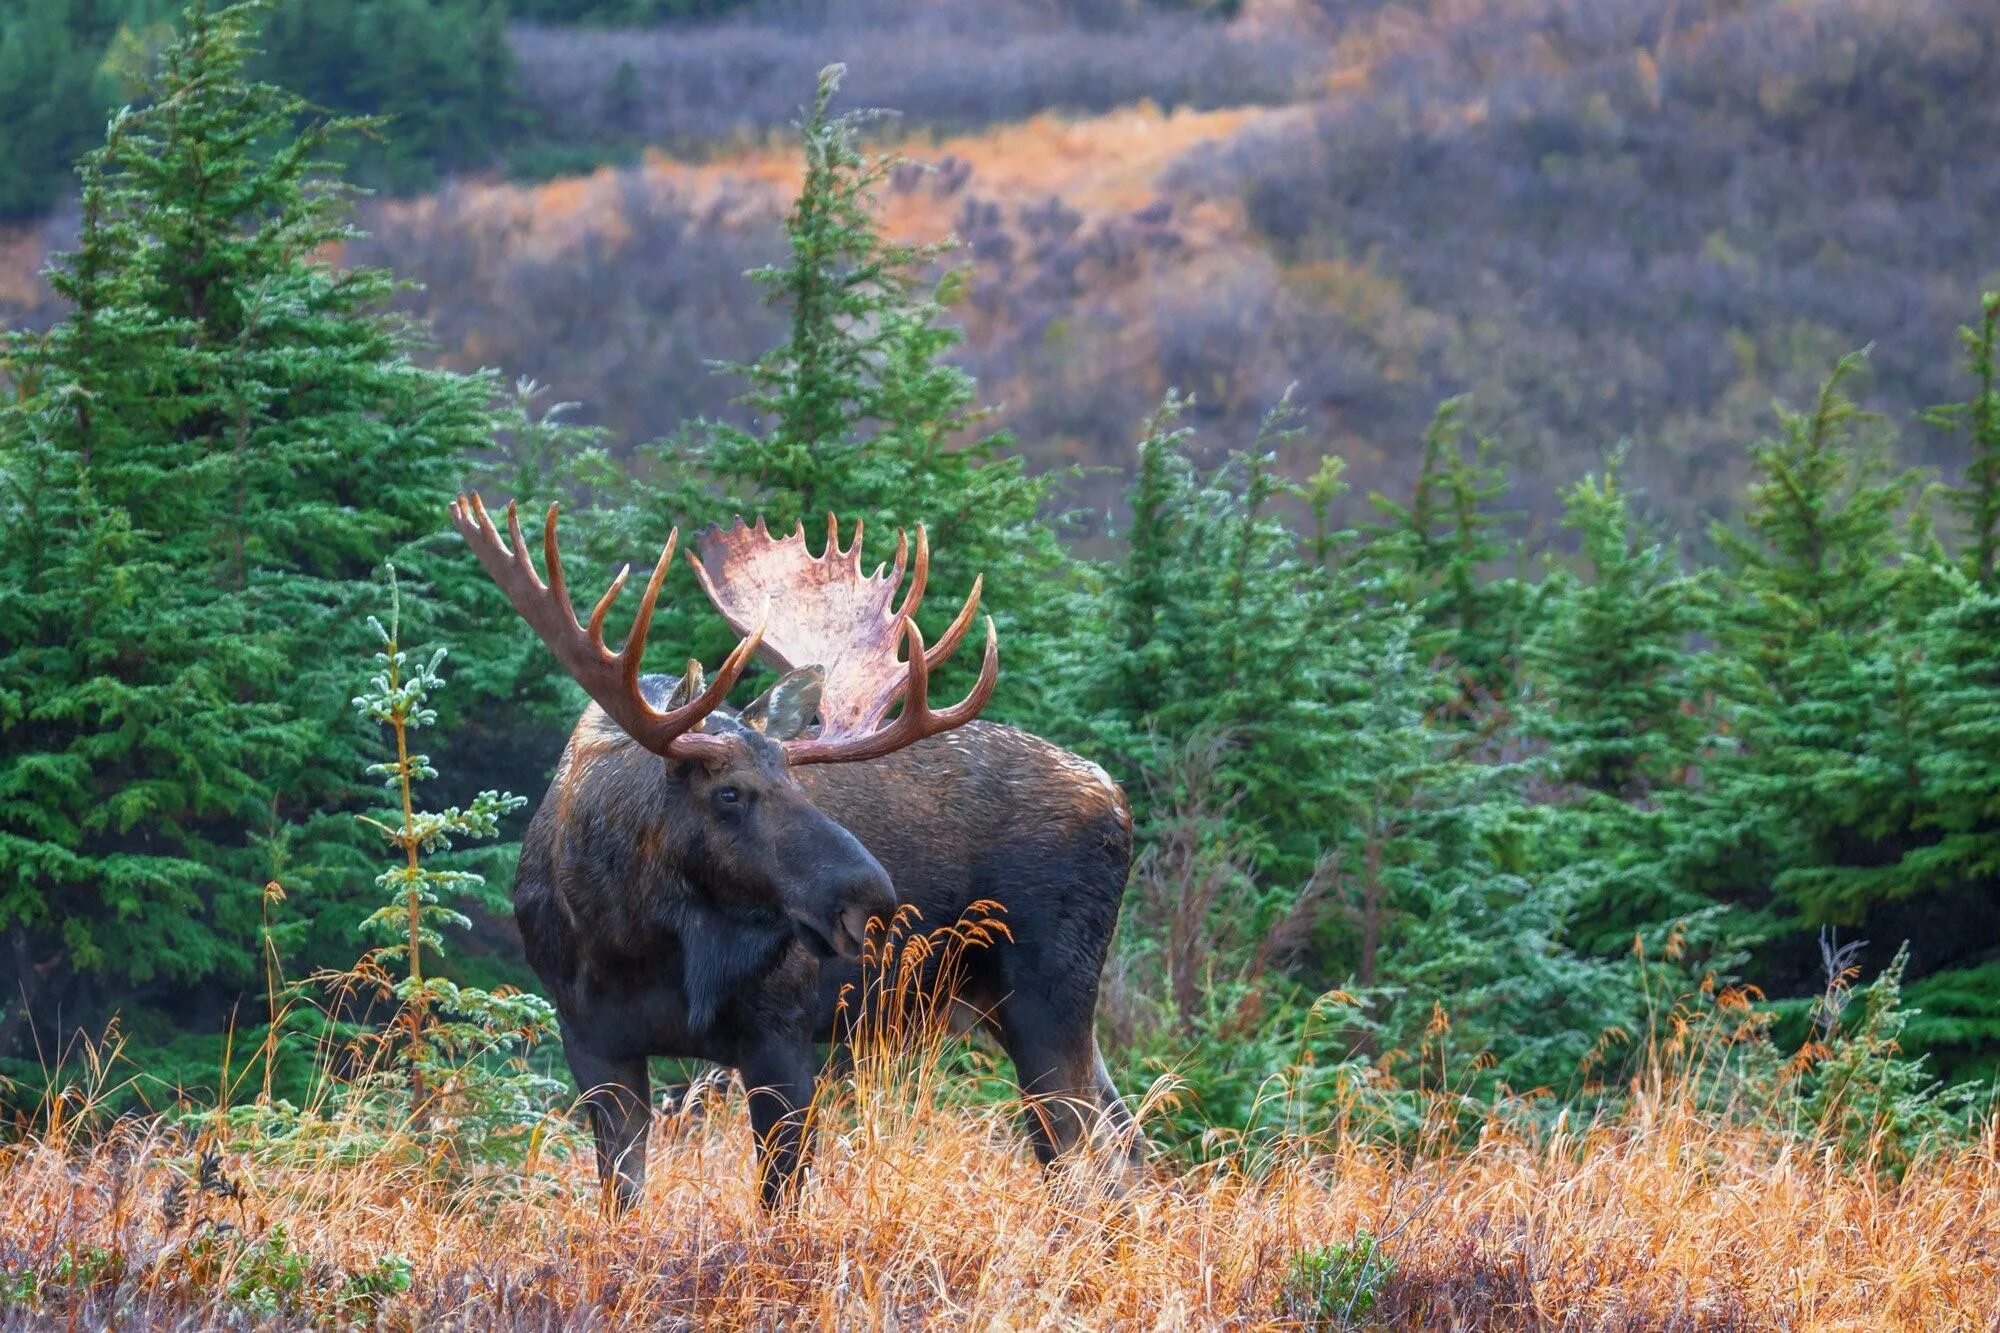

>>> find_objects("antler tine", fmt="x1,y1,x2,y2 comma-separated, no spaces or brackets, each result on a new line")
928,612,999,728
893,523,931,626
534,504,577,633
585,565,632,644
883,527,909,588
924,573,984,669
620,530,679,693
899,615,932,718
450,490,762,760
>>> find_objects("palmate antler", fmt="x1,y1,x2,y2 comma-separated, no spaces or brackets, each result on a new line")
448,493,765,761
451,495,998,766
690,515,998,765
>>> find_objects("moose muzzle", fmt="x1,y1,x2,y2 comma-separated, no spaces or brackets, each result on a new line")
791,866,895,961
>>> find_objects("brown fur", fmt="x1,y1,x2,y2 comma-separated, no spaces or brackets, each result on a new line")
515,681,1138,1211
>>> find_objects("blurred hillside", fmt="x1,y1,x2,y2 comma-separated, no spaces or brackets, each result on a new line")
1,0,1993,533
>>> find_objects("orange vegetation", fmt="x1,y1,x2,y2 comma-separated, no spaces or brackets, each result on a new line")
5,1052,1998,1328
0,224,51,313
368,102,1283,264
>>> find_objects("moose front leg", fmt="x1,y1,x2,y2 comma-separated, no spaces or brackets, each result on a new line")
739,1039,820,1209
566,1037,652,1214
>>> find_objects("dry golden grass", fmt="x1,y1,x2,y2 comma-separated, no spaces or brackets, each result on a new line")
5,1037,2000,1330
4,919,1994,1327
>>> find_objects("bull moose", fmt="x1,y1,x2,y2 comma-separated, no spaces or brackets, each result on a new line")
449,494,1138,1208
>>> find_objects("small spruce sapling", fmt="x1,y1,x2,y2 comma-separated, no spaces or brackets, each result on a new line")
1276,1232,1395,1328
1796,943,1986,1178
352,566,556,1153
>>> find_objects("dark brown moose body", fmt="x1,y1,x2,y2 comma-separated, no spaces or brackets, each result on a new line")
516,699,1134,1209
796,721,1134,1068
453,493,1136,1210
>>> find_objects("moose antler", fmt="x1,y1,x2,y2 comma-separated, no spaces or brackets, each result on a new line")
449,492,765,761
690,515,997,765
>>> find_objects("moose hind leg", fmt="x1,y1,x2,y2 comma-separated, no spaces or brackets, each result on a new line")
1090,1041,1141,1164
979,817,1139,1180
996,997,1138,1175
566,1038,652,1214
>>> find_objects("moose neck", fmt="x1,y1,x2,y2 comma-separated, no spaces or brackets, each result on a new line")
560,863,798,1056
672,899,797,1033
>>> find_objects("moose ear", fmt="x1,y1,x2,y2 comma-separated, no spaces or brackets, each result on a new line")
664,659,706,711
738,666,823,741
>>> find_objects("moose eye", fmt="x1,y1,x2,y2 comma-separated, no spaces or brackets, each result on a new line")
711,786,743,814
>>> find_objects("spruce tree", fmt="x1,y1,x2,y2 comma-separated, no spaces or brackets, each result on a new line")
1107,390,1202,729
0,0,505,1059
1897,578,2000,908
705,64,1033,510
0,28,286,1044
1713,354,1918,677
1324,437,1643,1102
1364,400,1526,710
673,64,1066,715
1928,294,2000,589
1524,463,1709,950
1093,391,1356,884
1861,296,2000,1070
351,568,549,1142
1529,464,1704,799
1904,297,2000,904
1686,353,1927,939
